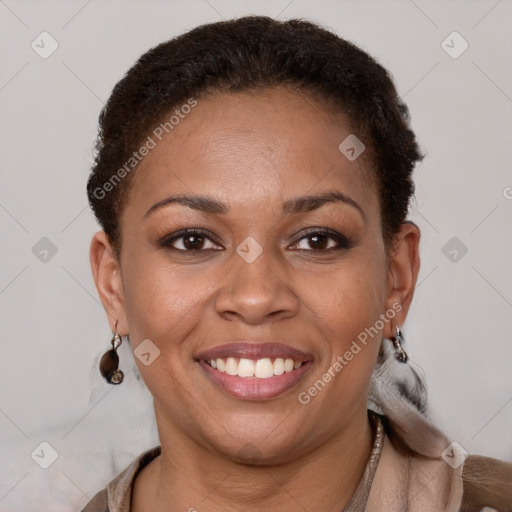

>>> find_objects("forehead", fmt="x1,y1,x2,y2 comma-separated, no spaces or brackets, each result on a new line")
127,87,378,217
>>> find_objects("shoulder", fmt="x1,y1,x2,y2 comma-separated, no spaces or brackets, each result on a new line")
80,446,162,512
461,454,512,511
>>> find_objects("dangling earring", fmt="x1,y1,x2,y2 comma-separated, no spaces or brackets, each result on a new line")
99,325,124,384
390,324,408,363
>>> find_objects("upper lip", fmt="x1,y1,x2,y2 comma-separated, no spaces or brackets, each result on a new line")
195,342,313,362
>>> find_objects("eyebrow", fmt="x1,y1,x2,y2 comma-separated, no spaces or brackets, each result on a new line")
145,190,366,220
282,190,365,220
145,195,228,217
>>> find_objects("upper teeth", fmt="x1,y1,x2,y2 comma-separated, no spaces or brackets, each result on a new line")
208,357,303,378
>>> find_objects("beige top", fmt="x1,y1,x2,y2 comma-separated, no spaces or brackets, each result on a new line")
81,411,512,512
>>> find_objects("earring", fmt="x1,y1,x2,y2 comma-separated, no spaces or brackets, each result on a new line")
99,330,124,384
390,324,408,363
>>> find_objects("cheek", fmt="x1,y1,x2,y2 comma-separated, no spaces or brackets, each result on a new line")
120,258,210,410
318,251,387,340
293,277,384,431
120,252,209,353
307,250,387,392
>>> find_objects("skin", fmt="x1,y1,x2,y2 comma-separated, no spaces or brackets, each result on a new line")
90,87,420,511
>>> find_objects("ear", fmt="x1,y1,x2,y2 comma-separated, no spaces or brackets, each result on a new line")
90,231,129,335
383,221,421,338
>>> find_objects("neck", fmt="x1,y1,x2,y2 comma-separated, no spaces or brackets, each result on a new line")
133,406,374,512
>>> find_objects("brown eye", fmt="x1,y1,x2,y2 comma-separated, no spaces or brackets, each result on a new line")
290,229,352,251
182,234,205,250
307,233,330,250
160,229,222,252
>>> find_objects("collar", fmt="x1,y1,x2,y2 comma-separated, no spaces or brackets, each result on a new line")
101,411,463,511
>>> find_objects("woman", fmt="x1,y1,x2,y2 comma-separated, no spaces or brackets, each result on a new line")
82,16,512,512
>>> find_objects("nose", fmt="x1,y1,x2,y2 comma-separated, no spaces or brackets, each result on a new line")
214,249,300,325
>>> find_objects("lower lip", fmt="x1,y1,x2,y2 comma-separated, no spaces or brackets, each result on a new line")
198,360,313,400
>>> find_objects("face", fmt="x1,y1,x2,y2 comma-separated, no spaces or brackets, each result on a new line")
92,87,418,464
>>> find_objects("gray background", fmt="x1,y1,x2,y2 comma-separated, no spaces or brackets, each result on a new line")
1,0,511,510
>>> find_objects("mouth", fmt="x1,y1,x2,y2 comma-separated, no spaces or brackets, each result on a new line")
195,342,313,400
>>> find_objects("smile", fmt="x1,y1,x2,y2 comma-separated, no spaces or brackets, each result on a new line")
207,357,303,378
195,342,313,400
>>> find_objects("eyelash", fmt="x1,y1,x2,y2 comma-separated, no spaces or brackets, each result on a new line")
159,228,352,253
